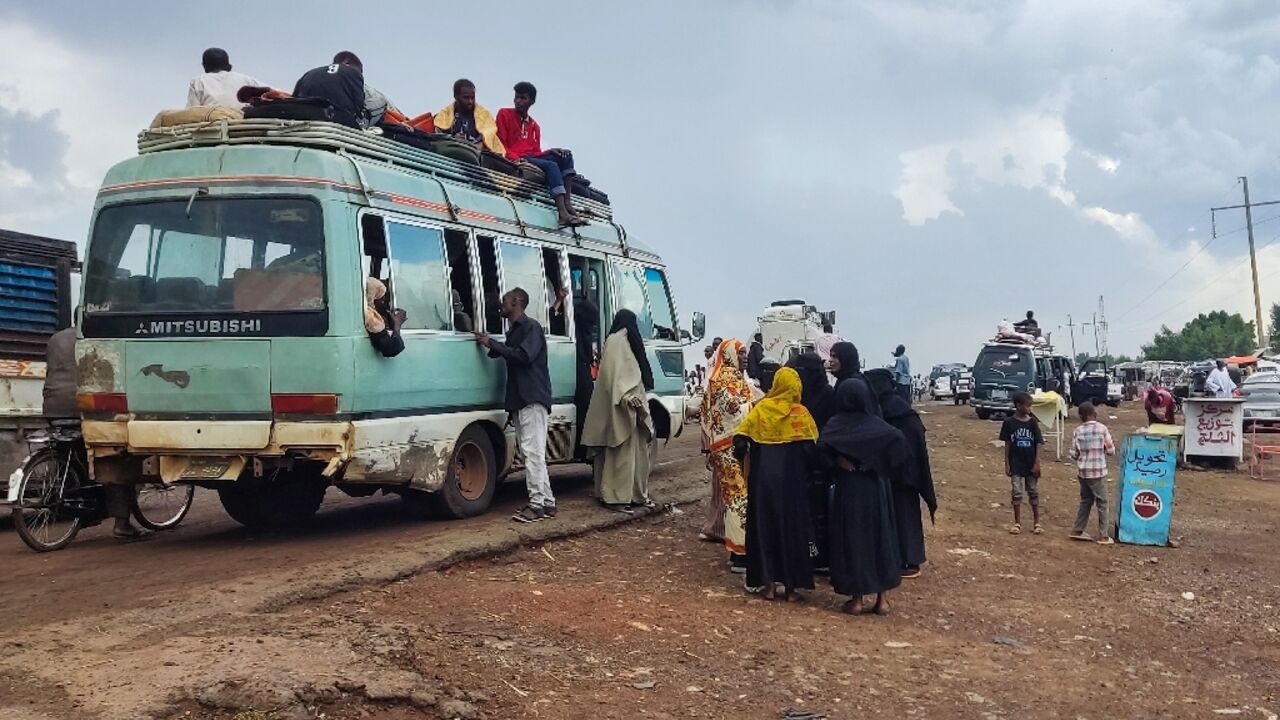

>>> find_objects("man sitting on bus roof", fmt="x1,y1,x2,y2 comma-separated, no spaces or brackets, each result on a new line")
292,51,399,128
187,47,262,109
495,82,587,228
435,79,506,157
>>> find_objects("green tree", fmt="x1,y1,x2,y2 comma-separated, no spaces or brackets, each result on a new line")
1141,311,1256,361
1269,302,1280,354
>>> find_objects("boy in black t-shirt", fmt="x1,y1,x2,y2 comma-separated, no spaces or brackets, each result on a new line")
999,392,1043,535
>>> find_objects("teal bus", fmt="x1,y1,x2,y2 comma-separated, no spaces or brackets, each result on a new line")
75,119,703,528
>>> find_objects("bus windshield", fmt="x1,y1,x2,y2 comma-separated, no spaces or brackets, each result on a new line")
974,347,1032,382
84,197,325,314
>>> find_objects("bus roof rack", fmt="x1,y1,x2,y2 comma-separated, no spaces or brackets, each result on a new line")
136,119,613,222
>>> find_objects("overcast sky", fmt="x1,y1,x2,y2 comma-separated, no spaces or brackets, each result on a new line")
4,0,1280,372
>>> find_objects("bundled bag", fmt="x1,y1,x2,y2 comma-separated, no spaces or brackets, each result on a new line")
243,97,345,125
150,106,243,128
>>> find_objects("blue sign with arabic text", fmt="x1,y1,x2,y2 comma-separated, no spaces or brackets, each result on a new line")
1117,434,1178,546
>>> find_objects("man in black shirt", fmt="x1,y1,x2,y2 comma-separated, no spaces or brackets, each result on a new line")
475,288,555,522
998,391,1044,535
747,333,765,381
292,51,366,128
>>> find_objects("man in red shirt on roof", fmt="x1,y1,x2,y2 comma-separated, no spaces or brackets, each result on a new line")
496,82,586,228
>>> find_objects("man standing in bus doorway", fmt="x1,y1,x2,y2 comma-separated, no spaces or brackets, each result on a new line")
893,345,912,405
475,289,556,523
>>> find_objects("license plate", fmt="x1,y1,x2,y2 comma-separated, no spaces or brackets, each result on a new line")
180,458,233,479
991,389,1009,401
1252,409,1276,418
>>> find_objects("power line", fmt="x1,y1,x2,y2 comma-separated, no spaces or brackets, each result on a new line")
1113,226,1280,332
1112,213,1280,321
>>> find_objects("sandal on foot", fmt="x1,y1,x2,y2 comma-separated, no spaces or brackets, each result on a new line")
1033,523,1044,535
1096,537,1115,545
1009,523,1022,535
840,600,863,615
113,529,154,543
1068,532,1092,541
872,603,891,616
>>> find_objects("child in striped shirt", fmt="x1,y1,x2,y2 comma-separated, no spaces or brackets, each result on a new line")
1068,402,1116,545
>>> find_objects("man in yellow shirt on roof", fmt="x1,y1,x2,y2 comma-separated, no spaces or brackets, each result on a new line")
435,79,505,156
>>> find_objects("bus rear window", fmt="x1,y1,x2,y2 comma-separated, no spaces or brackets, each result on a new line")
84,198,325,314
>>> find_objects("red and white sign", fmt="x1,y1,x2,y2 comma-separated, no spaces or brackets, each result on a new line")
1132,490,1162,520
1183,398,1244,460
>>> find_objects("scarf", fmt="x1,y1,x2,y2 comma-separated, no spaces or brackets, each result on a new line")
735,367,819,445
700,338,753,453
433,101,505,156
819,378,907,473
609,309,654,391
864,368,914,420
830,341,862,384
365,277,387,333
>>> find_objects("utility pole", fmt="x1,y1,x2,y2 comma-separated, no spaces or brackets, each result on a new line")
1066,314,1078,360
1097,296,1108,357
1211,177,1276,350
1092,313,1101,356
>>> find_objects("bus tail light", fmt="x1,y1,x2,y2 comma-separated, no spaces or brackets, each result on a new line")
77,393,128,413
271,394,339,414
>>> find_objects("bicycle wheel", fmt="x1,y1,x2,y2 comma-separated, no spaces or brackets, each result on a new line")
132,482,195,531
12,448,85,552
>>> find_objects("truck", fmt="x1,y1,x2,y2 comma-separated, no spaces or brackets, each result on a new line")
0,229,79,491
757,300,836,366
970,338,1077,419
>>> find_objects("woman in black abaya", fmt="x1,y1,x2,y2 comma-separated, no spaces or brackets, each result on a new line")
820,378,906,616
828,342,880,416
789,352,837,571
865,368,938,579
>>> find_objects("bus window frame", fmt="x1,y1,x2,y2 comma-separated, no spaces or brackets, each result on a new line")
359,209,458,337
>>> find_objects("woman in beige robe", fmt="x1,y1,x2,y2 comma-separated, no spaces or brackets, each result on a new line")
582,310,655,512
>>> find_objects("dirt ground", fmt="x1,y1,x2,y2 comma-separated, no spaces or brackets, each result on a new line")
1,403,1277,720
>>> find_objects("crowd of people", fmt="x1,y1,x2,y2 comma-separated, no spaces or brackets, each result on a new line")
177,48,591,227
696,338,937,615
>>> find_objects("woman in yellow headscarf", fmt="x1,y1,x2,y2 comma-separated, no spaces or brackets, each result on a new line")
700,339,753,571
732,367,819,600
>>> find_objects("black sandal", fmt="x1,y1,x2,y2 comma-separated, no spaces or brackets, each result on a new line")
113,529,154,543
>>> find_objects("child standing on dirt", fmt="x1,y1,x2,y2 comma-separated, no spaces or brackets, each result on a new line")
999,392,1043,535
1068,402,1115,545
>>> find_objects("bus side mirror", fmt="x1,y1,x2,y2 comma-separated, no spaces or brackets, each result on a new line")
691,312,706,342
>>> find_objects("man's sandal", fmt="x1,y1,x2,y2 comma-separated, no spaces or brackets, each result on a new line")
1009,523,1022,535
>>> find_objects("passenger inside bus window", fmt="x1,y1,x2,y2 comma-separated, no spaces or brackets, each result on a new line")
364,277,405,357
477,236,503,333
385,222,451,331
542,247,568,337
445,230,475,332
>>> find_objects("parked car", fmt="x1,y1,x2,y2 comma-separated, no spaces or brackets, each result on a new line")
930,374,954,400
1073,358,1122,407
1241,372,1280,429
951,369,973,405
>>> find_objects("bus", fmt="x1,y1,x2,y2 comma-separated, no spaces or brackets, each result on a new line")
74,118,703,528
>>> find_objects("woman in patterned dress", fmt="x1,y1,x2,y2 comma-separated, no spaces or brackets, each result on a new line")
700,339,754,572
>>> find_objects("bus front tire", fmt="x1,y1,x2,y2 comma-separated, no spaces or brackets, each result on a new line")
425,425,498,520
976,408,992,420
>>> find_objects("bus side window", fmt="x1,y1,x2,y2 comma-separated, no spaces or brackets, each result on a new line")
643,267,678,341
498,241,549,329
477,236,502,333
385,221,451,331
444,229,476,333
542,247,568,337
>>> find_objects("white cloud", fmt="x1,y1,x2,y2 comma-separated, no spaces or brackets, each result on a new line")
0,20,137,229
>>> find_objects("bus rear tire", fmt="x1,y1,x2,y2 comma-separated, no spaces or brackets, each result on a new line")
218,468,327,529
427,425,497,519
